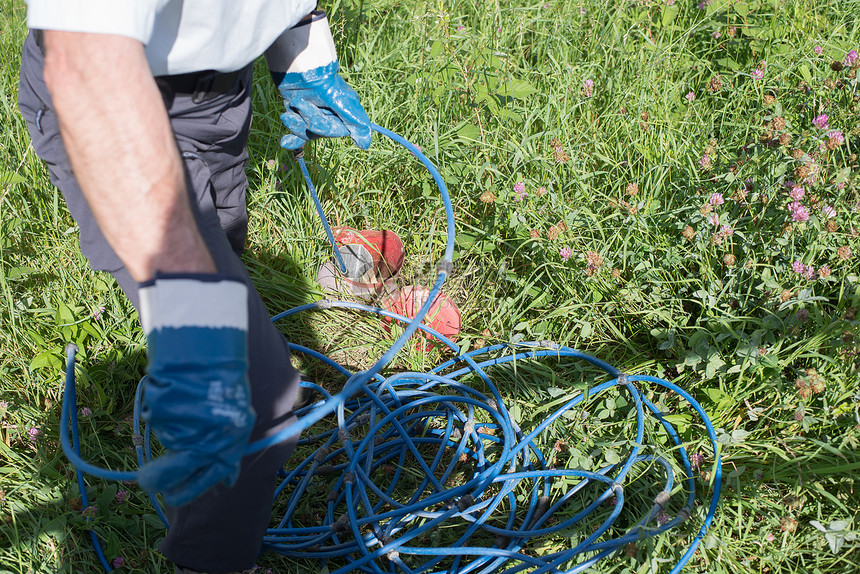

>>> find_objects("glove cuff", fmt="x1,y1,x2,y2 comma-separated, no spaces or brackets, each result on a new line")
266,10,338,80
139,274,248,335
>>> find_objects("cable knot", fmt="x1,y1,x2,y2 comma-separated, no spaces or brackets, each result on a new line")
343,472,355,485
457,495,474,512
462,420,475,436
677,507,691,522
292,148,305,160
615,373,629,386
327,488,339,502
131,434,144,447
653,490,671,510
540,340,558,349
314,446,330,464
380,536,399,561
436,259,454,275
527,496,552,528
317,298,333,310
317,464,335,476
351,413,370,428
331,514,350,534
338,427,351,444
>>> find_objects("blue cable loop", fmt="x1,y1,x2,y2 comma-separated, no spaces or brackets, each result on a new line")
58,126,721,573
294,149,348,275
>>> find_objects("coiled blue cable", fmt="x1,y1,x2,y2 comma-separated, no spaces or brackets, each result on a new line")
59,125,721,573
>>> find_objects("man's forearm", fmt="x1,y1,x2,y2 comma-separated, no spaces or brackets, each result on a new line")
43,31,215,282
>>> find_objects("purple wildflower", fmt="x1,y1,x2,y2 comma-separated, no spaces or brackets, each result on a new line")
690,451,705,471
792,261,816,280
111,556,125,569
844,50,859,67
28,427,41,443
513,181,526,202
820,204,836,219
685,91,695,103
788,202,809,223
752,68,764,80
707,213,720,226
709,192,724,206
789,186,805,201
582,79,594,97
826,129,845,145
115,489,129,504
559,246,573,262
814,46,824,55
812,114,829,130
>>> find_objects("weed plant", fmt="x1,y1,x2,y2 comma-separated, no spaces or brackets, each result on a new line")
1,0,859,572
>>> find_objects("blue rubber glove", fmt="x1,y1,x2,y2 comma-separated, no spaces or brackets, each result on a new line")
266,11,372,150
136,274,255,507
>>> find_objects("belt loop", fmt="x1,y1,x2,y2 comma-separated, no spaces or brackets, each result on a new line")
191,71,217,104
33,29,45,53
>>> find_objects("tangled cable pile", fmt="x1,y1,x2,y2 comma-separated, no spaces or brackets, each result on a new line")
258,302,722,574
60,125,721,573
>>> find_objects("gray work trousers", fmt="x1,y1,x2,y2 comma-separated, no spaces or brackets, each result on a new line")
18,33,299,573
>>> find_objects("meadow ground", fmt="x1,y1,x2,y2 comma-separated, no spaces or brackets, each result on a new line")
1,0,859,572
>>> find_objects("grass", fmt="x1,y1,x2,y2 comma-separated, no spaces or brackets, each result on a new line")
2,0,860,572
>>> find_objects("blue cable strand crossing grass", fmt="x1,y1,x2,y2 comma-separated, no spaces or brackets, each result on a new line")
59,126,721,573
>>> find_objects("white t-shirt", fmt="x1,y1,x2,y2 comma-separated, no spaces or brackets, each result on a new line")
26,0,317,76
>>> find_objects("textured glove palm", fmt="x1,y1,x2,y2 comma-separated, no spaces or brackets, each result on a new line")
267,11,371,150
136,275,255,507
278,62,372,150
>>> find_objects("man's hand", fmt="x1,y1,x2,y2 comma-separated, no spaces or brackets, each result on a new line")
136,275,255,506
266,11,372,150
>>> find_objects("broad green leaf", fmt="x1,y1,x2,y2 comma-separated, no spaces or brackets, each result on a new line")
30,351,61,371
55,301,75,325
5,266,37,280
0,171,26,185
505,79,538,99
717,57,740,71
457,123,481,141
143,514,168,530
661,4,680,26
580,321,592,338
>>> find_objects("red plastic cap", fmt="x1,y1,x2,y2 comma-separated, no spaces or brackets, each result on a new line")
383,285,461,342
